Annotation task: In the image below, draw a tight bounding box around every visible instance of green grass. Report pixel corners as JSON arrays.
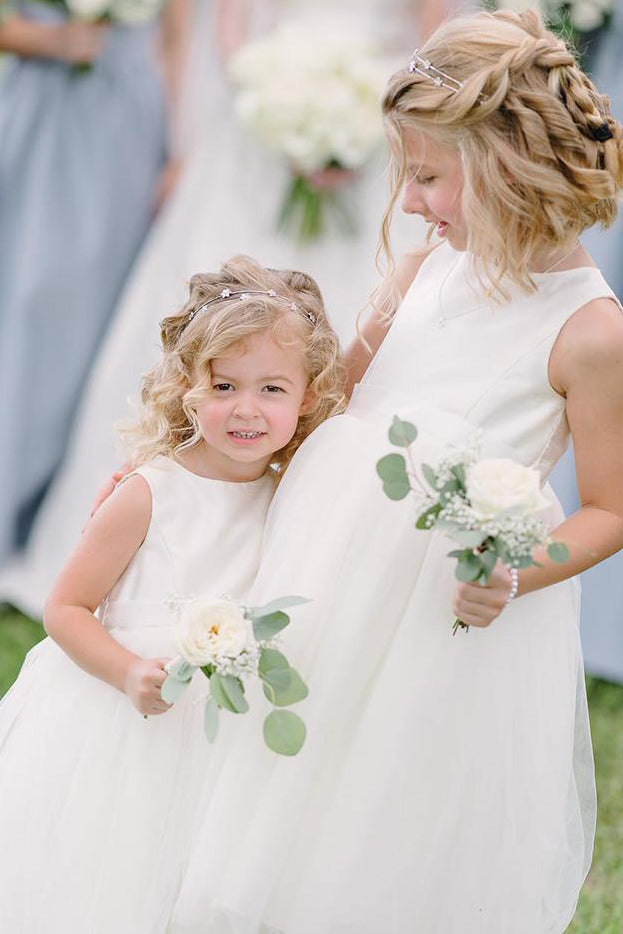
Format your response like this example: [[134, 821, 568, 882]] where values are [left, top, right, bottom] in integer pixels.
[[0, 606, 621, 930]]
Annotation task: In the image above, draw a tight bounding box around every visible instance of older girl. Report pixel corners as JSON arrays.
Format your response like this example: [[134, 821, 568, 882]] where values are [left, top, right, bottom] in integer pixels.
[[171, 10, 623, 934]]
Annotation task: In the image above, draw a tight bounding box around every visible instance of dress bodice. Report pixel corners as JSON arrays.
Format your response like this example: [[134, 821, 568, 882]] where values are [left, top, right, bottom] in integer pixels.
[[99, 456, 274, 629], [357, 242, 620, 477]]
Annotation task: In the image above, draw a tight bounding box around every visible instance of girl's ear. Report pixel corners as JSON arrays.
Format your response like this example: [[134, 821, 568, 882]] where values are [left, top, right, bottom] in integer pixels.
[[298, 388, 315, 417]]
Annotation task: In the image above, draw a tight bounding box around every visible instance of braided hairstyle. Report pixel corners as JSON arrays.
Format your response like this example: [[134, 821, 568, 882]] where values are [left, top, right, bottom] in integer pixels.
[[381, 8, 623, 297], [122, 255, 345, 474]]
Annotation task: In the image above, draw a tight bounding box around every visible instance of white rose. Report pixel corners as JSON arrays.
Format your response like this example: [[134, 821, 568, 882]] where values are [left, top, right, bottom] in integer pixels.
[[466, 458, 549, 520], [570, 1, 605, 32], [176, 597, 253, 667], [65, 0, 111, 21]]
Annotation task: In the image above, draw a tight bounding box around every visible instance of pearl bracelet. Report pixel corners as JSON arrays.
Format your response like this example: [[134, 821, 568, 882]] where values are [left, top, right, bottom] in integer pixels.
[[505, 567, 519, 606]]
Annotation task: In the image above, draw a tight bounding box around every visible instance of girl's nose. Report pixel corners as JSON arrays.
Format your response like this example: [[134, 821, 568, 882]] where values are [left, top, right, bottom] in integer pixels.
[[401, 181, 425, 216], [232, 394, 260, 419]]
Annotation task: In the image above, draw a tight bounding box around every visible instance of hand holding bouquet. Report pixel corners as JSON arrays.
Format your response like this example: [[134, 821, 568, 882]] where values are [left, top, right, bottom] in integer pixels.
[[377, 417, 569, 634], [229, 24, 387, 241], [161, 595, 309, 756]]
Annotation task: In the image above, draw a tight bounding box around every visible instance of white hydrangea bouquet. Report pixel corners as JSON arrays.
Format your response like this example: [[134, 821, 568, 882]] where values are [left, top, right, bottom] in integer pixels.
[[377, 417, 569, 634], [161, 594, 309, 756], [229, 24, 387, 241]]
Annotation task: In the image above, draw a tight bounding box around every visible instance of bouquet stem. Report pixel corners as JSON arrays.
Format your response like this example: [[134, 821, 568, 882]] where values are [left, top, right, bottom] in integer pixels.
[[278, 170, 356, 243]]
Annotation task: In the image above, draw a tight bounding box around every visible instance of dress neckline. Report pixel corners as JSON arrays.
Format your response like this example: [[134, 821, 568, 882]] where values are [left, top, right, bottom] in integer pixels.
[[156, 455, 273, 489]]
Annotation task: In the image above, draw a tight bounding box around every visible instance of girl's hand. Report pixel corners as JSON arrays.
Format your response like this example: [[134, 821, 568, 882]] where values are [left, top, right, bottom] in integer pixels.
[[124, 657, 173, 716], [52, 20, 108, 65], [452, 559, 513, 628]]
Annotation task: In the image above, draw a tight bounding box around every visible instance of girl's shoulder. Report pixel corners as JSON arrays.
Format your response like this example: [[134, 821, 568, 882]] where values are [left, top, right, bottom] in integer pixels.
[[551, 293, 623, 395]]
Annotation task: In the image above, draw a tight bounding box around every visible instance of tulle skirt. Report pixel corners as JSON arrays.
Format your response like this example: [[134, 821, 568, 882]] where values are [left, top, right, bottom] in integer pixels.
[[0, 618, 210, 934], [170, 392, 595, 934]]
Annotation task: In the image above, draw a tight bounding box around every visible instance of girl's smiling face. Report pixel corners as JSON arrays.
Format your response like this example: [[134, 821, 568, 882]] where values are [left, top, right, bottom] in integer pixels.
[[191, 329, 310, 481], [399, 128, 467, 249]]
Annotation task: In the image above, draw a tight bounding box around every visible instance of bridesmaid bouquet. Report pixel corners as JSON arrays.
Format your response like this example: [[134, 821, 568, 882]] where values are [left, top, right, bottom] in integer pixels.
[[487, 1, 614, 39], [161, 595, 309, 756], [377, 417, 569, 634], [229, 24, 386, 242]]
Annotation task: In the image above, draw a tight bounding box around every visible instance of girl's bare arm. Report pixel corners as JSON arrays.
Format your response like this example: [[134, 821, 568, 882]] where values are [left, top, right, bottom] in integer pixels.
[[45, 476, 170, 715]]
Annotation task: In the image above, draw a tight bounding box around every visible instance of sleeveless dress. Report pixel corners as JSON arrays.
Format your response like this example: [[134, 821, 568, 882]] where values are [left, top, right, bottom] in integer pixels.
[[0, 0, 424, 618], [170, 244, 616, 934], [0, 0, 168, 565], [0, 456, 274, 934], [549, 8, 623, 683]]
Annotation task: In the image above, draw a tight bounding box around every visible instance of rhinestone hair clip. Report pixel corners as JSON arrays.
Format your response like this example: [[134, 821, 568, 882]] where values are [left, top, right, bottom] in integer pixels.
[[187, 288, 317, 326], [408, 48, 463, 94]]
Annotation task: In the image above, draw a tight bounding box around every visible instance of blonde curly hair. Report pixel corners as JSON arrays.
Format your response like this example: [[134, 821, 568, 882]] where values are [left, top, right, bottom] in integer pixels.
[[380, 8, 623, 298], [123, 256, 345, 475]]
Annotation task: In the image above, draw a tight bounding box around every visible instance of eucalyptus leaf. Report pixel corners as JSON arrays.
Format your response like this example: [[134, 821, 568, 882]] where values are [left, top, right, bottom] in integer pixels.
[[547, 542, 570, 563], [204, 698, 219, 743], [164, 657, 195, 682], [210, 673, 239, 713], [455, 552, 484, 582], [161, 674, 192, 705], [376, 452, 408, 483], [259, 647, 290, 675], [382, 478, 411, 501], [450, 464, 467, 488], [221, 675, 249, 714], [421, 463, 438, 490], [479, 548, 497, 580], [450, 529, 487, 548], [253, 611, 291, 641], [388, 416, 417, 448], [260, 667, 293, 692], [263, 710, 307, 756], [246, 596, 310, 620], [264, 668, 309, 708]]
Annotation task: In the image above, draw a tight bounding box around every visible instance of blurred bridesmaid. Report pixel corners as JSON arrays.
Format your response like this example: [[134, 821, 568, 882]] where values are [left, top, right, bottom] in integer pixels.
[[0, 0, 189, 564], [550, 6, 623, 683]]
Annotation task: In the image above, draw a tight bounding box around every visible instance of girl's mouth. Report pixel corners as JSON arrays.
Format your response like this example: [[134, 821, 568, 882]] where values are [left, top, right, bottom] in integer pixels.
[[228, 430, 266, 444]]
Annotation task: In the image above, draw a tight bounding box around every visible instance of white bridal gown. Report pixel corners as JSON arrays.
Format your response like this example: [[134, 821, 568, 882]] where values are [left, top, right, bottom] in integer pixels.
[[170, 243, 611, 934], [0, 457, 274, 933], [0, 0, 422, 615]]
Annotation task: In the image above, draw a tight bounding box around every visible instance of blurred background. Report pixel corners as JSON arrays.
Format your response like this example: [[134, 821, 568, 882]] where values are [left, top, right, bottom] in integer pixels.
[[0, 1, 620, 928]]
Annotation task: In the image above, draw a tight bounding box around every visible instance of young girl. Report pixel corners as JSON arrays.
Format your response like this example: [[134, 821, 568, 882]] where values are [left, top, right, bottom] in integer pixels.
[[170, 10, 623, 934], [0, 256, 344, 933]]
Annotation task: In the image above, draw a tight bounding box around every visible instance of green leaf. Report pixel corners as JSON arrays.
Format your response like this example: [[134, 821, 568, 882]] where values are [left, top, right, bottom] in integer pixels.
[[246, 596, 310, 620], [253, 610, 291, 641], [259, 647, 290, 675], [260, 666, 293, 692], [455, 552, 484, 582], [204, 698, 219, 743], [160, 674, 192, 705], [165, 657, 195, 682], [221, 675, 249, 714], [376, 452, 408, 483], [263, 668, 309, 708], [547, 541, 570, 563], [450, 529, 487, 548], [421, 463, 438, 490], [200, 664, 215, 680], [388, 416, 417, 448], [415, 503, 442, 530], [450, 464, 467, 488], [263, 710, 307, 756], [439, 478, 460, 504], [479, 548, 497, 580], [210, 672, 249, 713]]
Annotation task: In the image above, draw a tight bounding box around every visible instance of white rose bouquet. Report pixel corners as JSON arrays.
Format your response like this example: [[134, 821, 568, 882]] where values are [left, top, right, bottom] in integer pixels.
[[377, 417, 569, 634], [161, 594, 309, 756], [229, 24, 387, 241], [486, 1, 613, 38]]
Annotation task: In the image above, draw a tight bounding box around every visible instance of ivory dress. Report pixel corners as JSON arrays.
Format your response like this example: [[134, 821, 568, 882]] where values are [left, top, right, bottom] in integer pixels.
[[0, 456, 274, 934], [170, 243, 614, 934]]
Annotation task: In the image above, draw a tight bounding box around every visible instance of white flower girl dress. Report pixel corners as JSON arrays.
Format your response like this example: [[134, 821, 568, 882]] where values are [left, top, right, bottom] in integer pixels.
[[170, 243, 616, 934], [0, 457, 274, 934]]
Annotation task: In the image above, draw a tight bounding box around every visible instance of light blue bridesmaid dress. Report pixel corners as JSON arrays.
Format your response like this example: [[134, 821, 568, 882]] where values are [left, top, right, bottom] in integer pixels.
[[549, 10, 623, 683], [0, 0, 167, 564]]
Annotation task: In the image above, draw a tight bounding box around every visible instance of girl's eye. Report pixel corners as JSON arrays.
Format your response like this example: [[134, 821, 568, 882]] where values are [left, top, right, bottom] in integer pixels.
[[263, 385, 285, 393], [213, 383, 234, 391]]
